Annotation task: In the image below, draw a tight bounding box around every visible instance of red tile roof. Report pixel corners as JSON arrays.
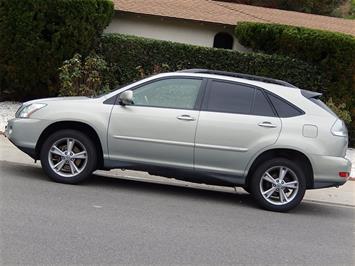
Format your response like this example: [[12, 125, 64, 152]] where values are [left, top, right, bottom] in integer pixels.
[[113, 0, 355, 36]]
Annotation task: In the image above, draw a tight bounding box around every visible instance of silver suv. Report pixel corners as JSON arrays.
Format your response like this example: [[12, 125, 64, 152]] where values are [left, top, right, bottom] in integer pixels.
[[5, 69, 351, 211]]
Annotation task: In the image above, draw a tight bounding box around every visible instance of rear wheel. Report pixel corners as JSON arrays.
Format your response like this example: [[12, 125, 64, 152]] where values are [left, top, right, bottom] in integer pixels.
[[250, 158, 306, 212], [40, 129, 97, 184]]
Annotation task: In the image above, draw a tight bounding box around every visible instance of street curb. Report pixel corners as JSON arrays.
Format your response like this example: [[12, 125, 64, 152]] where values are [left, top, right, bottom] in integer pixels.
[[303, 199, 355, 208]]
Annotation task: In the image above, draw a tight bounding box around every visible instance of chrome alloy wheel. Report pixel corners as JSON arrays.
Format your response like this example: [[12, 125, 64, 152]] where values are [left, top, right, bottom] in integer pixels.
[[259, 166, 299, 205], [48, 138, 88, 177]]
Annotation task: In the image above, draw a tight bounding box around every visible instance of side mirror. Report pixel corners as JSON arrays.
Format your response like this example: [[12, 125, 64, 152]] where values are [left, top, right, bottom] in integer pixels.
[[119, 90, 133, 105]]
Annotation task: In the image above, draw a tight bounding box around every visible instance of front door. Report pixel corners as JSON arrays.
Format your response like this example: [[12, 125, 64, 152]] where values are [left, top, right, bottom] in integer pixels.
[[108, 77, 204, 170]]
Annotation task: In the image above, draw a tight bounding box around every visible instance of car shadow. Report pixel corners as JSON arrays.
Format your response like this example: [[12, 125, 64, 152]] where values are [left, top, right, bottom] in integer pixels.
[[1, 160, 353, 216], [89, 172, 256, 208]]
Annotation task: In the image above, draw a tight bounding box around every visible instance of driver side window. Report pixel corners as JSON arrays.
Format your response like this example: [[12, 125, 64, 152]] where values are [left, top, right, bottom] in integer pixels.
[[132, 78, 202, 109]]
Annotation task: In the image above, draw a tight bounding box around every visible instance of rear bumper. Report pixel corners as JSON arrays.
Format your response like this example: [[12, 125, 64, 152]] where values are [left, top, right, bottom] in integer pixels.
[[310, 154, 352, 189]]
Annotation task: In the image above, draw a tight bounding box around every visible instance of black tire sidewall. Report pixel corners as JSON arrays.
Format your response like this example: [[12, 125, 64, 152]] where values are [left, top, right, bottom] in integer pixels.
[[250, 158, 306, 212], [40, 129, 97, 184]]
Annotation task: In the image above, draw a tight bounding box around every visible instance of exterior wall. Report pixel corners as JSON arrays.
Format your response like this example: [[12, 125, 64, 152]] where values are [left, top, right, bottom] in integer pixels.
[[105, 12, 249, 52]]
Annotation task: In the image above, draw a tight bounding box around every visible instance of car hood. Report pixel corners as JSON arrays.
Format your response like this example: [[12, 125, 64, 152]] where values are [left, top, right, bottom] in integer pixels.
[[23, 96, 90, 106]]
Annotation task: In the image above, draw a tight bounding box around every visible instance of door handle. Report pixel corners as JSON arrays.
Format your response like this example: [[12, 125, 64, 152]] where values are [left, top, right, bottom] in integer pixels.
[[177, 115, 195, 121], [258, 121, 277, 128]]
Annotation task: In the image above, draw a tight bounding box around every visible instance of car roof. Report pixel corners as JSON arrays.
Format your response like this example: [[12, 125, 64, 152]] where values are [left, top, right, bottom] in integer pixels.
[[102, 69, 301, 101], [179, 69, 297, 88], [155, 71, 298, 91]]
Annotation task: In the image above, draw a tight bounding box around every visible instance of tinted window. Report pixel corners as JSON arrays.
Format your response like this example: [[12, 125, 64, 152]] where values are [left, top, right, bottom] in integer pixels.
[[132, 78, 202, 109], [205, 81, 254, 114], [267, 94, 303, 117], [252, 89, 275, 117]]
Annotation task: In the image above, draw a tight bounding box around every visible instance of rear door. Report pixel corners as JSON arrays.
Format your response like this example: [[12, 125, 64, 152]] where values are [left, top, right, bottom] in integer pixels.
[[194, 79, 281, 177]]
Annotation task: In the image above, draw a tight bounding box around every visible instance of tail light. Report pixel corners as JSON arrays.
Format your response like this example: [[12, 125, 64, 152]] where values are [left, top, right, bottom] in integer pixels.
[[331, 119, 348, 137], [339, 172, 349, 179]]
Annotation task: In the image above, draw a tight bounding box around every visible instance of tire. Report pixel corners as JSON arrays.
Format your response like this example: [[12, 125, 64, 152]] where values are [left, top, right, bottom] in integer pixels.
[[242, 186, 251, 194], [250, 158, 306, 212], [40, 129, 97, 184]]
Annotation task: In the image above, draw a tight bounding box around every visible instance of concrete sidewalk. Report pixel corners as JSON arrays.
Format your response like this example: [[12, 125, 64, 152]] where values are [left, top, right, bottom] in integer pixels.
[[0, 135, 354, 207]]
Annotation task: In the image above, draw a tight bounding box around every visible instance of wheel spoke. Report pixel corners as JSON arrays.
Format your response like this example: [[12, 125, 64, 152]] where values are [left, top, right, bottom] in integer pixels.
[[69, 160, 80, 174], [283, 181, 298, 189], [67, 138, 74, 153], [71, 151, 87, 159], [50, 146, 64, 156], [262, 187, 277, 199], [260, 165, 299, 206], [48, 137, 88, 177], [263, 172, 277, 185], [54, 160, 66, 172], [279, 189, 289, 203], [278, 167, 288, 181]]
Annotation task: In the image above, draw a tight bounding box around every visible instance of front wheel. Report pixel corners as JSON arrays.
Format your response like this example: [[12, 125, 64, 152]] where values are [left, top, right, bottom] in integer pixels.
[[250, 158, 306, 212], [40, 129, 97, 184]]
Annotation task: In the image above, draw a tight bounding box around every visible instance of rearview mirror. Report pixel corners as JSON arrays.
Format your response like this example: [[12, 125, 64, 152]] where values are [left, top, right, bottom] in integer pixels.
[[119, 90, 133, 105]]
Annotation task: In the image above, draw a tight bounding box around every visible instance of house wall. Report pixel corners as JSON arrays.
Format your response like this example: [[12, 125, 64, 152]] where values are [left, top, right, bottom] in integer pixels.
[[105, 12, 249, 52]]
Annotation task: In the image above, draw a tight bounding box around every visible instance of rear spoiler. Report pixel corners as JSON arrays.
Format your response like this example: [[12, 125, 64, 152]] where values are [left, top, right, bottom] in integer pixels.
[[301, 89, 322, 99], [301, 89, 337, 117]]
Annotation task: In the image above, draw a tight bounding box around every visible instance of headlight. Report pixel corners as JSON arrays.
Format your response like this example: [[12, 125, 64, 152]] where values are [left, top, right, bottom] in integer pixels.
[[18, 103, 47, 118]]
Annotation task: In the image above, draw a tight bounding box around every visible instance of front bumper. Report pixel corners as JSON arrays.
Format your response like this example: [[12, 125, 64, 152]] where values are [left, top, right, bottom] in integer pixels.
[[310, 153, 352, 188], [5, 118, 49, 159]]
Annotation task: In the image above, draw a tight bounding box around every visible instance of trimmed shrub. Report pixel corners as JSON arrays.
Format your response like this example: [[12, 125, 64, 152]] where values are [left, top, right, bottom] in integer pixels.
[[235, 22, 355, 146], [98, 34, 327, 91], [0, 0, 114, 100], [235, 22, 355, 97]]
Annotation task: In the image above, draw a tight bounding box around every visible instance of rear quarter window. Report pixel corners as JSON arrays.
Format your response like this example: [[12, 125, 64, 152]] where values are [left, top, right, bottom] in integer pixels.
[[267, 93, 304, 118]]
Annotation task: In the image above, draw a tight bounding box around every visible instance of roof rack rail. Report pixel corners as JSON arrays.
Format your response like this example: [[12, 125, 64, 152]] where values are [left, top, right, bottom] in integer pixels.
[[179, 69, 297, 88]]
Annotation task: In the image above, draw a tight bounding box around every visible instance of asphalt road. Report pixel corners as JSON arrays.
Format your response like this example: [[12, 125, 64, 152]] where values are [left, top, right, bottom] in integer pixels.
[[1, 161, 354, 265]]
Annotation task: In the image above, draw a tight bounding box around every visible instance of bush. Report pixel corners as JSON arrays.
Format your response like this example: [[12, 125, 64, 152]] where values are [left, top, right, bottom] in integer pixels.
[[0, 0, 114, 100], [98, 34, 327, 91], [326, 98, 352, 125], [235, 22, 355, 97], [235, 22, 355, 146], [59, 53, 110, 97]]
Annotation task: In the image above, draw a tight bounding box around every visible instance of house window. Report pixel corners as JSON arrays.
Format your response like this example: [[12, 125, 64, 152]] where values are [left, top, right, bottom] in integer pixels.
[[213, 32, 234, 49]]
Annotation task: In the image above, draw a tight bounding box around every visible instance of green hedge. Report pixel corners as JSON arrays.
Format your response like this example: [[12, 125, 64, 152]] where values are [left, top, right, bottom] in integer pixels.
[[0, 0, 114, 100], [98, 34, 327, 91], [235, 21, 355, 146], [235, 22, 355, 99]]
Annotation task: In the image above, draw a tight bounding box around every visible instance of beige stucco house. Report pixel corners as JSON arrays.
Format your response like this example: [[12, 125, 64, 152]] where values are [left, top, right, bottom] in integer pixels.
[[106, 0, 355, 52]]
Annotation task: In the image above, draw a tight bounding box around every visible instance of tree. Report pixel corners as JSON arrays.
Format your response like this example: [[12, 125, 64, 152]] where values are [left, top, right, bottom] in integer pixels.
[[0, 0, 114, 100]]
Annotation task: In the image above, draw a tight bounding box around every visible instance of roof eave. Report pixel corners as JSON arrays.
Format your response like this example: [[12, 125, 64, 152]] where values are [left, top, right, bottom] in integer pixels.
[[116, 10, 237, 26]]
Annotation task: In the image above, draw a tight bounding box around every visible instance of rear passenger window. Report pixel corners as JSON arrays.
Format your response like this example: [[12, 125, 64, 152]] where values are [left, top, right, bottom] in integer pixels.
[[252, 89, 275, 117], [267, 93, 304, 117], [205, 80, 254, 114]]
